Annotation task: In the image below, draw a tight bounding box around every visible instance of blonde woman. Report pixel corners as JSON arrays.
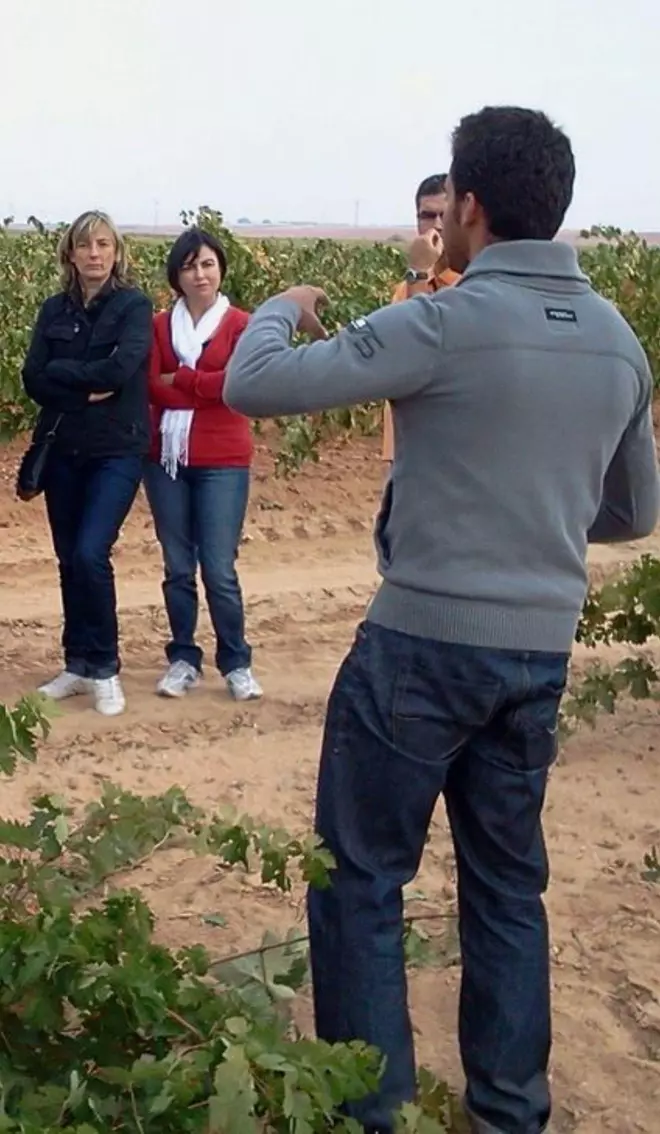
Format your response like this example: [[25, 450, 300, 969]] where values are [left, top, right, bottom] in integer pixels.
[[21, 210, 152, 716]]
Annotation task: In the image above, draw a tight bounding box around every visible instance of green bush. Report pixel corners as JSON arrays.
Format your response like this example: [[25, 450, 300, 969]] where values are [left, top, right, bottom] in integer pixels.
[[2, 213, 658, 471], [579, 227, 660, 380], [0, 699, 468, 1133], [0, 209, 403, 448]]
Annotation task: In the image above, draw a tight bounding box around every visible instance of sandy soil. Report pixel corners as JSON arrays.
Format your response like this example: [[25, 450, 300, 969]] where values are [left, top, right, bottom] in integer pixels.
[[0, 432, 659, 1133]]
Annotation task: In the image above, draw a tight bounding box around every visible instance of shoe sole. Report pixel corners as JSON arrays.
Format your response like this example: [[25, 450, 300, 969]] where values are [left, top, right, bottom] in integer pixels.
[[95, 702, 126, 716], [156, 680, 200, 699], [38, 684, 91, 701]]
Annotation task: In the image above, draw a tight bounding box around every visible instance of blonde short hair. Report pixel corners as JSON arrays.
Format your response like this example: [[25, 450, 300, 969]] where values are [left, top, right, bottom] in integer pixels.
[[58, 210, 128, 293]]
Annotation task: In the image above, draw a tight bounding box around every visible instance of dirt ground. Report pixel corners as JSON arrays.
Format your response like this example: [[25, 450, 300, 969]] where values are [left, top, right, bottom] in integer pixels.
[[0, 431, 659, 1133]]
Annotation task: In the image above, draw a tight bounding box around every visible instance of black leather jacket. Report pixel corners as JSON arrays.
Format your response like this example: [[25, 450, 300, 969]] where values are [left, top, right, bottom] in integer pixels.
[[22, 282, 153, 459]]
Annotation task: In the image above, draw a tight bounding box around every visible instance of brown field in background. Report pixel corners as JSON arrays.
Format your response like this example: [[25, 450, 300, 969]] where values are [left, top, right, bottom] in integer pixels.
[[0, 428, 659, 1133], [228, 224, 660, 245], [8, 222, 658, 245]]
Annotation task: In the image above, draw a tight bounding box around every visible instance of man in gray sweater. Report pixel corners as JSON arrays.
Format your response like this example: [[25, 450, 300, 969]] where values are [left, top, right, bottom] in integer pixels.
[[224, 106, 659, 1134]]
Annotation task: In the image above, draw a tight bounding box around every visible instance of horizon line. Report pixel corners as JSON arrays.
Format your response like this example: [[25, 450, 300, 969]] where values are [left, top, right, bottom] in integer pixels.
[[4, 220, 659, 245]]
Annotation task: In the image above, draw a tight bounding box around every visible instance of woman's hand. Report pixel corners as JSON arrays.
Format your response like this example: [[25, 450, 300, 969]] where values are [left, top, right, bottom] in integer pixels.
[[160, 373, 176, 386], [88, 391, 114, 402]]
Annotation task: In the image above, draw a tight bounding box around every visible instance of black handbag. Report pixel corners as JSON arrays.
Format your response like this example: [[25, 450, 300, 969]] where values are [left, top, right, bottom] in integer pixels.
[[16, 413, 63, 502]]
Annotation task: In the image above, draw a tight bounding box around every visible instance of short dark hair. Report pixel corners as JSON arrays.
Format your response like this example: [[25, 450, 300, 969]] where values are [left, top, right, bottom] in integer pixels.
[[415, 174, 448, 210], [166, 227, 228, 294], [450, 106, 575, 242]]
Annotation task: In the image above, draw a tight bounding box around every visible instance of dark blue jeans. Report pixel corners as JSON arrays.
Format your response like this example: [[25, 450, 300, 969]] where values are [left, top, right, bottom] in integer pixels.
[[307, 621, 568, 1134], [44, 452, 143, 679], [143, 462, 251, 675]]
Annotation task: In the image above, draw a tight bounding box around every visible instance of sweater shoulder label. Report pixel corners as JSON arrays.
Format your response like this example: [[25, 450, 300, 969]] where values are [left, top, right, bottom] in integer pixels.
[[545, 306, 577, 324]]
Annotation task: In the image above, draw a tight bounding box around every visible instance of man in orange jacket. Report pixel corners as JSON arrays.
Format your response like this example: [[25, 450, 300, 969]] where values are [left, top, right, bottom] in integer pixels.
[[382, 173, 461, 464]]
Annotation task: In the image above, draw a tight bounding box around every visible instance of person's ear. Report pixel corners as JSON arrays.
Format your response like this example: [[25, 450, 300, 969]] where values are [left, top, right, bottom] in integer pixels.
[[459, 192, 479, 228]]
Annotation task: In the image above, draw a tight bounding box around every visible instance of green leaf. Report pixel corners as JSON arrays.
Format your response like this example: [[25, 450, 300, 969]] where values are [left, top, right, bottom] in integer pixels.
[[642, 846, 660, 883], [203, 913, 228, 927], [209, 1045, 259, 1134], [149, 1087, 175, 1116], [53, 813, 69, 848]]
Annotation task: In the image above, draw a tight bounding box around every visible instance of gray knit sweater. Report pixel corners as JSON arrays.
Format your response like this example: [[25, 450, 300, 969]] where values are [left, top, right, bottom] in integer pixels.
[[225, 241, 659, 652]]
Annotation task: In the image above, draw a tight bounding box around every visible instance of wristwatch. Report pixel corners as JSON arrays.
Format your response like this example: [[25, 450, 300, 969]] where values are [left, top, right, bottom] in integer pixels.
[[404, 268, 430, 284]]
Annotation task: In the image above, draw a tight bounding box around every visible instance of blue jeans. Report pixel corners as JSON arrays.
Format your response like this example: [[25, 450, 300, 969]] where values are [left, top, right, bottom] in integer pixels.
[[307, 621, 568, 1134], [44, 452, 143, 679], [143, 462, 251, 675]]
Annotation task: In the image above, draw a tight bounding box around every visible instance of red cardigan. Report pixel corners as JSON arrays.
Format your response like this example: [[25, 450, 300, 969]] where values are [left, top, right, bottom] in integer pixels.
[[148, 306, 253, 467]]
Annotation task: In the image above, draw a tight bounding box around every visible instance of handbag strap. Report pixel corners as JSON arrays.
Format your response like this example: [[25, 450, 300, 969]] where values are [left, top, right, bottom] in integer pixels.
[[43, 413, 63, 440]]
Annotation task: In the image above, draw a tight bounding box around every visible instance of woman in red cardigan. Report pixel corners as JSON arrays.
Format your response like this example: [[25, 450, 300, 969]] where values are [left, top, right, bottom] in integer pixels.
[[144, 227, 262, 701]]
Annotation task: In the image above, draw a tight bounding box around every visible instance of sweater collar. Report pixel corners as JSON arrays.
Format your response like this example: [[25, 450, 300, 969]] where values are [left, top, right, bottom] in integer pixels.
[[461, 239, 589, 284]]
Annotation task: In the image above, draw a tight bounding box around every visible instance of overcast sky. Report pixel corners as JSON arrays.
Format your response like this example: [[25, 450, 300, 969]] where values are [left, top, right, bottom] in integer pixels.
[[2, 0, 658, 229]]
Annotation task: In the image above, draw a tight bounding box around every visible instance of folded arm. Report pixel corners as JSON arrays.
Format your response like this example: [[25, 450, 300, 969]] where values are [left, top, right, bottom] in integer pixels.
[[148, 365, 228, 410], [149, 309, 249, 410], [43, 292, 153, 395], [223, 294, 442, 417], [588, 366, 660, 542], [22, 303, 90, 412], [174, 365, 227, 405]]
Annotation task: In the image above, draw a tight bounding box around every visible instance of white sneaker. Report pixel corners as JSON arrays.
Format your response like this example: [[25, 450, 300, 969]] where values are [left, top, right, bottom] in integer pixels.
[[38, 671, 91, 701], [92, 676, 126, 717], [156, 660, 200, 699], [226, 667, 263, 701]]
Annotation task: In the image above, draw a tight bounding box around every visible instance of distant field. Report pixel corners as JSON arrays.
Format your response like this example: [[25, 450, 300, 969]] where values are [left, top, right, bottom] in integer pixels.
[[113, 224, 660, 246], [6, 221, 660, 245], [225, 224, 660, 246]]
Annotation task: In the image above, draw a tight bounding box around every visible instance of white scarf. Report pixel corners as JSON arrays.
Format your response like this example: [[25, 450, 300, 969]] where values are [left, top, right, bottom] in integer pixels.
[[160, 294, 230, 479]]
